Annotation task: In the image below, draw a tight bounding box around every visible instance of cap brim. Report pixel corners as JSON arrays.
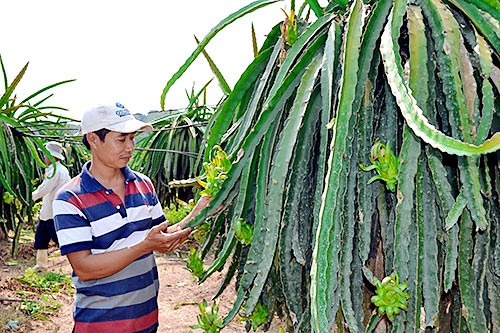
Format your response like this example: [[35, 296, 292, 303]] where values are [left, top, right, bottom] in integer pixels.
[[47, 151, 64, 160], [104, 119, 154, 134]]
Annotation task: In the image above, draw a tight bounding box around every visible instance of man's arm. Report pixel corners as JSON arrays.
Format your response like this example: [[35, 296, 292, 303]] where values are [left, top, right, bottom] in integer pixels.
[[66, 221, 191, 281], [175, 196, 216, 230], [32, 169, 58, 201]]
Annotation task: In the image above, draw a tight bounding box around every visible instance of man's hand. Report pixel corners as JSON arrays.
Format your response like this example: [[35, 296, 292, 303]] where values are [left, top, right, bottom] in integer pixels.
[[145, 221, 192, 254], [177, 196, 225, 229], [67, 221, 192, 281]]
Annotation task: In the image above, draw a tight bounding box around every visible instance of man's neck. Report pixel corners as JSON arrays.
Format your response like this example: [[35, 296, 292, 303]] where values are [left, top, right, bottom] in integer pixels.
[[88, 159, 125, 189]]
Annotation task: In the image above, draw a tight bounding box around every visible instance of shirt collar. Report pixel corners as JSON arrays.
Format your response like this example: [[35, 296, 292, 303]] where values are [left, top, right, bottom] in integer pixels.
[[123, 165, 137, 182], [80, 161, 137, 193]]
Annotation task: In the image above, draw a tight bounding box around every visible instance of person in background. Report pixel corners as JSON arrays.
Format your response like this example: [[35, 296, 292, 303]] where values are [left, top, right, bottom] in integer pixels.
[[53, 102, 211, 333], [32, 141, 71, 271]]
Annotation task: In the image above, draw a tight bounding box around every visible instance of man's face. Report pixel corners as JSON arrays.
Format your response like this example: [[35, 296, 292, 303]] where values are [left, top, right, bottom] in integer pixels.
[[43, 155, 52, 165], [89, 131, 136, 169]]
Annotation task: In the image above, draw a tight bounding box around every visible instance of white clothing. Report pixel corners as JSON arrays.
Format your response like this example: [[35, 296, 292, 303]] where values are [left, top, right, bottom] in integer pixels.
[[32, 161, 71, 220]]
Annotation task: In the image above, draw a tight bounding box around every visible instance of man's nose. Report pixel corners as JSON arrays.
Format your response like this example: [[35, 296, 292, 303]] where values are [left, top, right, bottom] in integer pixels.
[[125, 138, 135, 151]]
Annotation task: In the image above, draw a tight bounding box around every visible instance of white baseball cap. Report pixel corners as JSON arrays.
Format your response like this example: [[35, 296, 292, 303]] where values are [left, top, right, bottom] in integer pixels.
[[80, 102, 153, 134], [45, 141, 65, 160]]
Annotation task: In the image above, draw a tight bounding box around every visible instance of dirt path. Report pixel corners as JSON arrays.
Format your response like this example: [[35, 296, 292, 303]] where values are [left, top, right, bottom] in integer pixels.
[[1, 242, 285, 332]]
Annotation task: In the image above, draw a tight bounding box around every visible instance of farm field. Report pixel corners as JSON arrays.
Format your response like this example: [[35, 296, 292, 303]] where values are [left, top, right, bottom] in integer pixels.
[[0, 240, 284, 332]]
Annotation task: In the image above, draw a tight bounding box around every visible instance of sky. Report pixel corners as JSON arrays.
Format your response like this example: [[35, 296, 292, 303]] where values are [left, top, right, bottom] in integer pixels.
[[1, 0, 299, 120]]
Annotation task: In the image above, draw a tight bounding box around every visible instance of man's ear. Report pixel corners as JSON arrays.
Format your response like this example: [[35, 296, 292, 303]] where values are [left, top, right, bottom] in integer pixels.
[[87, 133, 97, 147]]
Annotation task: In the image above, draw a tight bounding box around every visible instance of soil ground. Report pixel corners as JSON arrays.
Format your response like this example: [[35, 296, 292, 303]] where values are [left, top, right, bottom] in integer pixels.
[[0, 239, 285, 333]]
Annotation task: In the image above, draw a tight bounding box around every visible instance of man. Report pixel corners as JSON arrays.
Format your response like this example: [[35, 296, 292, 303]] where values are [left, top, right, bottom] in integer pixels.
[[32, 141, 71, 271], [53, 102, 210, 333]]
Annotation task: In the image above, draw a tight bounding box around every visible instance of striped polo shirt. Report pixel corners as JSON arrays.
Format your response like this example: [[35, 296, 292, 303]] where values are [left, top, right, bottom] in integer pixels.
[[53, 161, 166, 333]]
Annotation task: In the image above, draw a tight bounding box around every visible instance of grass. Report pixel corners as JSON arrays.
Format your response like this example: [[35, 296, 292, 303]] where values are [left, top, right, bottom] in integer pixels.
[[17, 269, 73, 294], [15, 269, 74, 320], [0, 257, 74, 331], [0, 305, 31, 332]]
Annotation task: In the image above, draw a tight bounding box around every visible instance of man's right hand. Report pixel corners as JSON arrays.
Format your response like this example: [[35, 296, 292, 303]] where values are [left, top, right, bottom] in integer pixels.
[[145, 221, 192, 254]]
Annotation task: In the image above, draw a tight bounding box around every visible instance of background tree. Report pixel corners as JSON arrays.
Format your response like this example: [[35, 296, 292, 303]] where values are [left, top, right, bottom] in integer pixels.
[[132, 83, 215, 206], [0, 55, 76, 255], [163, 0, 500, 331]]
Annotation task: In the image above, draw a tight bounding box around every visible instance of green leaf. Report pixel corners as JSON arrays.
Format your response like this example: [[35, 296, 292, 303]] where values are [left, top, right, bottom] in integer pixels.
[[380, 9, 500, 156], [311, 1, 366, 331], [340, 146, 362, 332], [474, 32, 494, 145], [226, 41, 282, 155], [194, 35, 231, 96], [204, 47, 273, 159], [0, 62, 28, 109], [305, 0, 324, 18], [187, 25, 327, 229], [418, 160, 440, 326], [245, 52, 323, 316], [160, 0, 281, 109], [233, 218, 253, 246], [458, 210, 488, 332], [444, 192, 467, 230], [446, 0, 500, 54], [20, 79, 75, 105], [426, 150, 460, 292], [279, 89, 321, 325]]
